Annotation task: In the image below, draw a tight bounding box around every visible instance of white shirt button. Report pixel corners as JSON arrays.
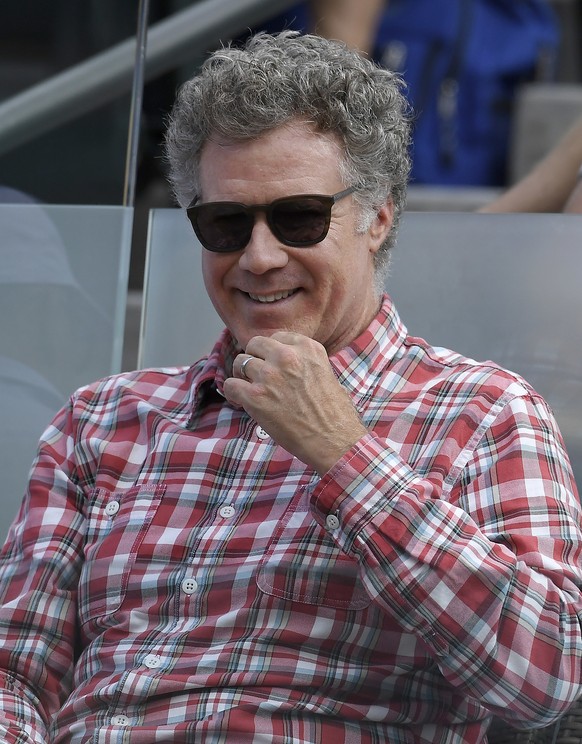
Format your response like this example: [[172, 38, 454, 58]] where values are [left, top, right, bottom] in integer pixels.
[[105, 500, 120, 516], [144, 654, 162, 669], [218, 505, 235, 519], [255, 425, 270, 440], [181, 577, 198, 595], [111, 714, 130, 726], [326, 514, 340, 530]]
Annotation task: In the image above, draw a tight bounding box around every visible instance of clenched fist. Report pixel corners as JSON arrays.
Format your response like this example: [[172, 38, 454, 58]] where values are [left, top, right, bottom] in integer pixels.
[[223, 331, 368, 475]]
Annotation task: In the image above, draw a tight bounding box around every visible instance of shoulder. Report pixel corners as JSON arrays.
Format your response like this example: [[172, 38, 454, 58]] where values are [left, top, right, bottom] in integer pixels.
[[68, 362, 207, 423], [399, 334, 534, 404]]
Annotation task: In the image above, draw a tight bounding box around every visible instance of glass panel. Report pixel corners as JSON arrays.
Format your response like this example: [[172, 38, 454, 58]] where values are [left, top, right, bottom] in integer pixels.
[[139, 208, 224, 369], [139, 209, 582, 490], [0, 204, 132, 541]]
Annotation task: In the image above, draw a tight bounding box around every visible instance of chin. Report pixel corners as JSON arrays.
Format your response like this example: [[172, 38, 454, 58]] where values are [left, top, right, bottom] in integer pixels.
[[233, 322, 310, 349]]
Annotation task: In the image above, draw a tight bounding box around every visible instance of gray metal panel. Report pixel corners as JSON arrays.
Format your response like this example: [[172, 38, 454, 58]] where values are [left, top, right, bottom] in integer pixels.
[[0, 204, 132, 544], [388, 212, 582, 487]]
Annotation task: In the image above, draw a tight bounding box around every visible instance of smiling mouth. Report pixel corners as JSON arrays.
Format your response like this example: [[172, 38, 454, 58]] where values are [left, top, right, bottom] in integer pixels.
[[247, 289, 298, 303]]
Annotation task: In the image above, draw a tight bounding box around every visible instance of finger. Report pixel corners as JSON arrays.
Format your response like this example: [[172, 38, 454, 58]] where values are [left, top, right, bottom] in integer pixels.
[[236, 353, 257, 382], [246, 333, 314, 361], [244, 335, 275, 359], [269, 331, 309, 346], [268, 332, 327, 358]]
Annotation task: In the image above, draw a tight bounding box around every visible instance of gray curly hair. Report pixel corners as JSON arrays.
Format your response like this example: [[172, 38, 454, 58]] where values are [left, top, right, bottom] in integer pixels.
[[165, 31, 411, 278]]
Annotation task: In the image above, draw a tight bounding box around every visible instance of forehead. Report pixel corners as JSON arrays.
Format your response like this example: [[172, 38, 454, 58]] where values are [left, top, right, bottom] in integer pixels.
[[199, 122, 345, 197]]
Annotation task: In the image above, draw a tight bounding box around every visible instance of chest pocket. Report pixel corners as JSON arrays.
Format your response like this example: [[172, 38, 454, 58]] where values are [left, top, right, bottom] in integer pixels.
[[256, 489, 370, 610], [79, 483, 166, 627]]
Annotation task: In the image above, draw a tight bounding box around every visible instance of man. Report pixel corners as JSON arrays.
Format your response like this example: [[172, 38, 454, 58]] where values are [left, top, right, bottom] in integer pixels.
[[0, 32, 581, 744]]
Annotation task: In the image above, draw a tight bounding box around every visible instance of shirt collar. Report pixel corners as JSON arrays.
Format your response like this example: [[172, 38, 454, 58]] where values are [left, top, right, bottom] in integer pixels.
[[191, 294, 407, 410], [189, 330, 240, 406], [328, 294, 408, 404]]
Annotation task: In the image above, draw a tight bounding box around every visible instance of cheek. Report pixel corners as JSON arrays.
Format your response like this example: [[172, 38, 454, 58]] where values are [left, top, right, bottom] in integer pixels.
[[201, 254, 231, 298], [201, 254, 214, 295]]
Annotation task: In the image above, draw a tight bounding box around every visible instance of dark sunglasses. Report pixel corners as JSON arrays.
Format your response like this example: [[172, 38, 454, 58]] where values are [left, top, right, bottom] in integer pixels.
[[186, 186, 356, 253]]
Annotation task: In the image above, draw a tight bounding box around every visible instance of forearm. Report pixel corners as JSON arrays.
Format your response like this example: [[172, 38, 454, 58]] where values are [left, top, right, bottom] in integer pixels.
[[564, 177, 582, 213], [0, 403, 85, 742], [480, 115, 582, 213], [0, 660, 55, 742], [312, 411, 582, 724], [0, 581, 76, 742], [0, 684, 50, 744], [310, 0, 385, 54]]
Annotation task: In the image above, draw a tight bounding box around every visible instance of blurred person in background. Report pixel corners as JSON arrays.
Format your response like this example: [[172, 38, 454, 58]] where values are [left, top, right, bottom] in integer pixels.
[[481, 113, 582, 213], [261, 0, 559, 187]]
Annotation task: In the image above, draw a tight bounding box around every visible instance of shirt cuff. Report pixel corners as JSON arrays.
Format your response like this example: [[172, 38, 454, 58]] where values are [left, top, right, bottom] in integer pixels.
[[311, 431, 425, 535]]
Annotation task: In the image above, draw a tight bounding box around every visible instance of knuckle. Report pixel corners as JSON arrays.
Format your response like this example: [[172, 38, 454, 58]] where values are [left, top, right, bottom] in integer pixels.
[[277, 346, 297, 366]]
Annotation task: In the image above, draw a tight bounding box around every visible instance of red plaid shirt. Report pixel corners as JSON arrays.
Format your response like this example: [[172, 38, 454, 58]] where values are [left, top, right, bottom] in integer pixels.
[[0, 297, 581, 744]]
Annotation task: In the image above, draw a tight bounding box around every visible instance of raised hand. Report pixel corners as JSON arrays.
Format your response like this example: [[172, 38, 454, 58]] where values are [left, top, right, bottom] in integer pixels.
[[223, 331, 368, 475]]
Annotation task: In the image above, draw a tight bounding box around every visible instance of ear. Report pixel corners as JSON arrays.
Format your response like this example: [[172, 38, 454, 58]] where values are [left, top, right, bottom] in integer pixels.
[[368, 199, 394, 255]]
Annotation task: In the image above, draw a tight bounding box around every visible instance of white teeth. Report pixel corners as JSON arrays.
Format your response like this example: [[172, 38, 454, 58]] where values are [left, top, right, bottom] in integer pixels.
[[248, 290, 295, 303]]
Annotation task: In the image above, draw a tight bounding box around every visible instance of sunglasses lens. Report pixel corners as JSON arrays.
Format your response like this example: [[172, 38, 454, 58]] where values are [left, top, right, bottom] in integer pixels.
[[192, 203, 252, 252], [188, 193, 339, 252], [271, 197, 330, 245]]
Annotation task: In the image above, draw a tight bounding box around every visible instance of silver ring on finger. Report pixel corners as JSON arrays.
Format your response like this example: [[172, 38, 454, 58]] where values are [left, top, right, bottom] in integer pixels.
[[240, 355, 254, 382]]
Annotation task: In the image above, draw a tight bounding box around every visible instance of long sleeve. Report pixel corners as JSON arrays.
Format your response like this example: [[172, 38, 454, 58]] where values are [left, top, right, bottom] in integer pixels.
[[0, 400, 85, 741], [313, 384, 582, 727]]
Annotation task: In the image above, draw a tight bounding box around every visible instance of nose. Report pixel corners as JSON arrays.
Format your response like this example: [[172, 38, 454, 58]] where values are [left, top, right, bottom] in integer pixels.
[[238, 216, 289, 274]]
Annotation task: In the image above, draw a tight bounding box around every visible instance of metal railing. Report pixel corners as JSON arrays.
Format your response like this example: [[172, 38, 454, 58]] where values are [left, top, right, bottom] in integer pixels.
[[0, 0, 298, 159]]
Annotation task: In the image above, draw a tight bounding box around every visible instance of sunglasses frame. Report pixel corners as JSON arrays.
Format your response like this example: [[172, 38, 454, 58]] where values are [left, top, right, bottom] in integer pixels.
[[186, 186, 356, 253]]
